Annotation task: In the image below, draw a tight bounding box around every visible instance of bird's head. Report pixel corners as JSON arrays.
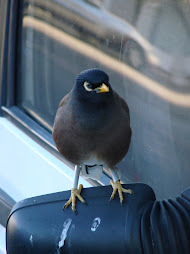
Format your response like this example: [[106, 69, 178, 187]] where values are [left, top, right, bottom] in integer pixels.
[[73, 69, 113, 104]]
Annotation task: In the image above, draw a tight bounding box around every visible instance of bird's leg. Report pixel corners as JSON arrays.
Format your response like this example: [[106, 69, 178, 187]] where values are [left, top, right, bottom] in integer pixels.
[[63, 165, 85, 212], [109, 167, 134, 205]]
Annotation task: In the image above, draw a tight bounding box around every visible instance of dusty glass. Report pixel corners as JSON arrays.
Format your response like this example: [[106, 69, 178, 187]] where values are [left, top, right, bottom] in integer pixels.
[[17, 0, 190, 199]]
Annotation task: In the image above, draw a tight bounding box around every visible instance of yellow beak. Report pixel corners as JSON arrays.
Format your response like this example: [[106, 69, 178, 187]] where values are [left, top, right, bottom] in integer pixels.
[[95, 83, 109, 93]]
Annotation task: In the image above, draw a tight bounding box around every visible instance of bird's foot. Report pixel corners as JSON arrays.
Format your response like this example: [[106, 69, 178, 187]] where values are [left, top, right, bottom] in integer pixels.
[[63, 184, 85, 213], [110, 180, 134, 205]]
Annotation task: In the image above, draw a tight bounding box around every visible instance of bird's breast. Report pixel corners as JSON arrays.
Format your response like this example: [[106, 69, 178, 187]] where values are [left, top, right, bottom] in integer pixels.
[[73, 103, 115, 131]]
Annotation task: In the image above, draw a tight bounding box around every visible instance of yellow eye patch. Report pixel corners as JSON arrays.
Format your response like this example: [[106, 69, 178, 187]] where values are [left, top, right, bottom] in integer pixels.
[[83, 81, 93, 92]]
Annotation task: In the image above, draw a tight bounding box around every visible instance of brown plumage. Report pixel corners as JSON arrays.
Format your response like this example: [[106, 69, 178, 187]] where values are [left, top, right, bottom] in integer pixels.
[[53, 91, 131, 169]]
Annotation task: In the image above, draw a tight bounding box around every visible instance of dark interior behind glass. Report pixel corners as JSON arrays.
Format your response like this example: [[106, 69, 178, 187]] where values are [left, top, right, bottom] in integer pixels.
[[17, 0, 190, 199]]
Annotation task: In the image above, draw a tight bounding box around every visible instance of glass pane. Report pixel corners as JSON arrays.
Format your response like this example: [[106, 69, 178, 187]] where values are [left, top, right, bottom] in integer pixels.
[[17, 0, 190, 199]]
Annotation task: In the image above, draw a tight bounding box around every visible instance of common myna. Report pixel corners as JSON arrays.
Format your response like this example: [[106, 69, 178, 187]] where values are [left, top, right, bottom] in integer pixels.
[[53, 69, 133, 212]]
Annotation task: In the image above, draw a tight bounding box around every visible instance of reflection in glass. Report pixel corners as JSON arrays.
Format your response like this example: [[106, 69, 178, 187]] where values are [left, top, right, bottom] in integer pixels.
[[17, 0, 190, 199]]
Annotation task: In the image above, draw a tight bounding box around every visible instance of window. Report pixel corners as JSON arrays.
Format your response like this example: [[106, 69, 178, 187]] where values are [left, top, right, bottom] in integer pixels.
[[13, 0, 190, 199]]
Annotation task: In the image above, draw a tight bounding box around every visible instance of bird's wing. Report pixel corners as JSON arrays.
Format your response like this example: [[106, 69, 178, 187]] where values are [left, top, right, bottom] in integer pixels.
[[114, 91, 130, 120], [59, 92, 71, 107]]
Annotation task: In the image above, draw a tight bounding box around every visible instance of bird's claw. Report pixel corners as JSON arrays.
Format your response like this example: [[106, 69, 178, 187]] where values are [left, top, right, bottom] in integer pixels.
[[110, 180, 134, 205], [63, 184, 85, 213]]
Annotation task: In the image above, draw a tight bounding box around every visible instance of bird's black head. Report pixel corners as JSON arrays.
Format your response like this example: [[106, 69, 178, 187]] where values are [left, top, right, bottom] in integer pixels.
[[73, 69, 113, 103], [71, 69, 115, 128]]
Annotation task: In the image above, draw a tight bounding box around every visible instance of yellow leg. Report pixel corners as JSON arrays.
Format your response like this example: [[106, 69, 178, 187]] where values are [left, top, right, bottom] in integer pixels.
[[63, 184, 85, 213], [110, 180, 134, 205]]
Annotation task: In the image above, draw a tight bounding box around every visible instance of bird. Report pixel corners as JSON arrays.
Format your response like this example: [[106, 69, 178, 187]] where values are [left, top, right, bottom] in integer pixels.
[[53, 68, 133, 212]]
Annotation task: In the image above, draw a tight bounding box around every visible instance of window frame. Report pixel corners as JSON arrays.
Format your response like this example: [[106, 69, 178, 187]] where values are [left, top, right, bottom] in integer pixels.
[[0, 0, 16, 228]]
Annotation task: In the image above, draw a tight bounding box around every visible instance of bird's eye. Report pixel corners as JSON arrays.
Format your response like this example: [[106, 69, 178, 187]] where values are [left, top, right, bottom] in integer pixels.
[[84, 81, 93, 92]]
